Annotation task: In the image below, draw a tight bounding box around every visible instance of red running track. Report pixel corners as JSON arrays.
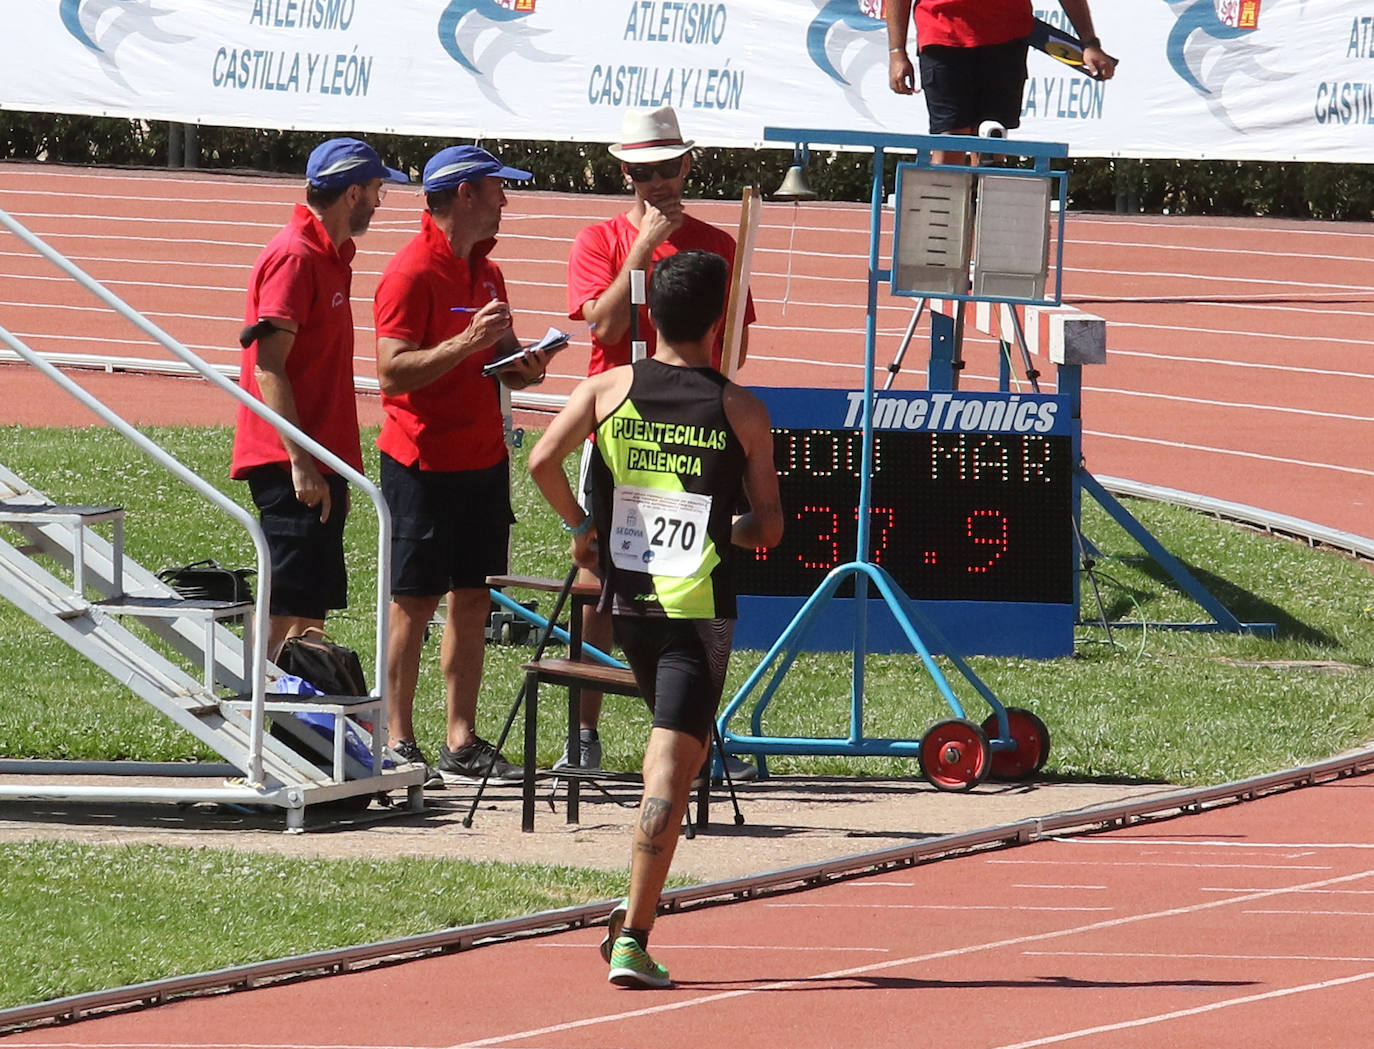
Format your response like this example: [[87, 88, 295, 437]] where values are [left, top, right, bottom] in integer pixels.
[[2, 163, 1374, 1044], [0, 163, 1370, 539], [4, 774, 1374, 1048]]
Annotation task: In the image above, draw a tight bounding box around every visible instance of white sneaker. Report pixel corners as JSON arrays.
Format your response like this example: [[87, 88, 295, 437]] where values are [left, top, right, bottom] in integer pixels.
[[552, 730, 603, 772]]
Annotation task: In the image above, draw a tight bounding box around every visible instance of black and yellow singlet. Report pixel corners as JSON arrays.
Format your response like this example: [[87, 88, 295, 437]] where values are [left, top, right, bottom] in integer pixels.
[[590, 358, 746, 619]]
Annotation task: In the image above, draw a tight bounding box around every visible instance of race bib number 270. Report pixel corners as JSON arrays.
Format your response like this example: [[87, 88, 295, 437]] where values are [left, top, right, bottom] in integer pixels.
[[609, 485, 712, 578]]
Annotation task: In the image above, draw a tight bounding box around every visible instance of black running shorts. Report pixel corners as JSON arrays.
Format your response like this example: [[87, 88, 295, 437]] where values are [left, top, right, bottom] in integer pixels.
[[918, 38, 1030, 134], [246, 465, 349, 620], [380, 452, 514, 596], [613, 616, 734, 744]]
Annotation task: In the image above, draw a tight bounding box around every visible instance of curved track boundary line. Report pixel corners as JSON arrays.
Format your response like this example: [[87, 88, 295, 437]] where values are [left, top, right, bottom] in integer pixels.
[[1097, 476, 1374, 561], [5, 747, 1374, 1035]]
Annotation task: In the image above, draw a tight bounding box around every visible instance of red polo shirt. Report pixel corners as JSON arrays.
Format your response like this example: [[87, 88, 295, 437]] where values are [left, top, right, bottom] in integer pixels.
[[913, 0, 1033, 49], [230, 204, 363, 478], [566, 212, 756, 376], [373, 211, 510, 472]]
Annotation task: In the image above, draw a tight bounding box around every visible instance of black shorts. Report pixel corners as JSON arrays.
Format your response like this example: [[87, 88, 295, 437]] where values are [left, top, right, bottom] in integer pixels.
[[246, 465, 349, 620], [613, 616, 734, 745], [380, 452, 514, 596], [919, 38, 1030, 134]]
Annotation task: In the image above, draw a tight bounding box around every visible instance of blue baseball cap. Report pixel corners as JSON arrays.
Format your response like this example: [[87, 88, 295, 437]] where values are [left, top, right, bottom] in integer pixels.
[[306, 137, 409, 190], [422, 145, 532, 193]]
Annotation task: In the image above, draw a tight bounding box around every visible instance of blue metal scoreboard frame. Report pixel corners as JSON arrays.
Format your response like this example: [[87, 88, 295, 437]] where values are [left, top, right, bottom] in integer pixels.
[[734, 386, 1080, 659]]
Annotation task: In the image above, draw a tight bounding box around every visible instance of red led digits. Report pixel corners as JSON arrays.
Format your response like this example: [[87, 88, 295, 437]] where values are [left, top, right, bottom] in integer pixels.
[[966, 509, 1009, 573], [739, 414, 1072, 604], [797, 505, 840, 569], [860, 505, 896, 565]]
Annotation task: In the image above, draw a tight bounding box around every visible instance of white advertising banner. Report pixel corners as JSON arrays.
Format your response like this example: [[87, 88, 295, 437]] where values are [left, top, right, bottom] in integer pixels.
[[2, 1, 1371, 162]]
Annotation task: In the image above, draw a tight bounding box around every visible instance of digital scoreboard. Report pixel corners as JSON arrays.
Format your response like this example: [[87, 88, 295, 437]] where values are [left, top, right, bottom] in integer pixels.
[[734, 388, 1079, 658]]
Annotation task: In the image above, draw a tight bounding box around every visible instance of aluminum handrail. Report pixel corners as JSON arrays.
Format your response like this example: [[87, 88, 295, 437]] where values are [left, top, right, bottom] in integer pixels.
[[0, 206, 393, 784], [0, 323, 276, 778]]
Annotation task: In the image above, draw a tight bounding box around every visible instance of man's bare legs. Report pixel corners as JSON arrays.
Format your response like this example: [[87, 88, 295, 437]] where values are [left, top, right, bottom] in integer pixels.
[[265, 614, 325, 663], [385, 594, 442, 743], [624, 726, 709, 933], [441, 587, 492, 751]]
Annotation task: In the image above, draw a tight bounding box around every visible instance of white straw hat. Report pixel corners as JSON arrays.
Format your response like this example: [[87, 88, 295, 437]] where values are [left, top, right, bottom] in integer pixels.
[[607, 106, 695, 162]]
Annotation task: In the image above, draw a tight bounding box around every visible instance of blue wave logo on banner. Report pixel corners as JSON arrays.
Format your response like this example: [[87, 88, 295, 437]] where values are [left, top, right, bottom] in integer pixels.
[[1163, 0, 1281, 130], [438, 0, 528, 74], [804, 0, 886, 120], [60, 0, 188, 88], [806, 0, 885, 85], [437, 0, 564, 111]]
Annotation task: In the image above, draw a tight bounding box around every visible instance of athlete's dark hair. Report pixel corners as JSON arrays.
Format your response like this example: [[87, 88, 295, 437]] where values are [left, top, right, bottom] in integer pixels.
[[649, 249, 728, 344]]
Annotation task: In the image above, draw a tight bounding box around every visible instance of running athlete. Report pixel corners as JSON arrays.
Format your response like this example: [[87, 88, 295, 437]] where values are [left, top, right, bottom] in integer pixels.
[[528, 250, 783, 988]]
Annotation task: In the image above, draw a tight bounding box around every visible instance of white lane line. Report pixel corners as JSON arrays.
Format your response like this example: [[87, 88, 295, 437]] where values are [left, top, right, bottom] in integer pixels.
[[1098, 316, 1373, 347], [1244, 908, 1374, 916], [537, 943, 889, 952], [985, 969, 1374, 1049], [1070, 217, 1374, 241], [1073, 265, 1374, 296], [1202, 888, 1374, 895], [443, 865, 1374, 1048], [1082, 429, 1374, 480], [990, 858, 1331, 871], [765, 903, 1114, 912], [1025, 950, 1374, 962], [1082, 386, 1374, 424], [1013, 884, 1109, 891]]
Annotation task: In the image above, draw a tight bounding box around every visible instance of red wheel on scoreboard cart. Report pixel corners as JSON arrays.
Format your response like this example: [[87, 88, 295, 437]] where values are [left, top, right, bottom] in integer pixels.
[[981, 707, 1051, 781], [918, 719, 991, 792]]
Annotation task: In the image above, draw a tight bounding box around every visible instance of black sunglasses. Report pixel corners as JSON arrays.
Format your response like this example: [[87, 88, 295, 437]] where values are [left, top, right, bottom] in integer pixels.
[[625, 157, 686, 183]]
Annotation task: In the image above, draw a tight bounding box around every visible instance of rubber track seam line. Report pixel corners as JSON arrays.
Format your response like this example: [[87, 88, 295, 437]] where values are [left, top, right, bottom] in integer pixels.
[[446, 865, 1374, 1048]]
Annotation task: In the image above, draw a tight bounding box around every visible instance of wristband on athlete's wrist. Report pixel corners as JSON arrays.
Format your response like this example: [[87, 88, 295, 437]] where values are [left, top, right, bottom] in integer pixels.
[[1081, 35, 1101, 49], [889, 45, 906, 53], [562, 515, 593, 537]]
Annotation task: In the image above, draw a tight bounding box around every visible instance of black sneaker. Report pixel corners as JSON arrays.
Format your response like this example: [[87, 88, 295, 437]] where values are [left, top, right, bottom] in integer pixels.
[[552, 729, 604, 772], [392, 739, 445, 790], [438, 737, 525, 783]]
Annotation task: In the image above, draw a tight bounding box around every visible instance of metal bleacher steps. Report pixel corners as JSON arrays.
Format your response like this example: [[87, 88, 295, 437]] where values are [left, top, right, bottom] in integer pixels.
[[0, 462, 424, 829]]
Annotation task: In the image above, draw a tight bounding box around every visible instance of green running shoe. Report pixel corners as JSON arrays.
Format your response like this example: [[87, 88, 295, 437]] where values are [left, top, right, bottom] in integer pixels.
[[599, 899, 628, 963], [607, 935, 671, 989]]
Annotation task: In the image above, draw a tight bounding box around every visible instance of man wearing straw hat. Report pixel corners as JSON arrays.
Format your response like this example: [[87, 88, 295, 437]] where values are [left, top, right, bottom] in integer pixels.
[[561, 105, 757, 774]]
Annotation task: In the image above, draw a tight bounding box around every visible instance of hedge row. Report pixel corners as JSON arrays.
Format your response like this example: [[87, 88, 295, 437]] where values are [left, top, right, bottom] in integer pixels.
[[5, 113, 1373, 220]]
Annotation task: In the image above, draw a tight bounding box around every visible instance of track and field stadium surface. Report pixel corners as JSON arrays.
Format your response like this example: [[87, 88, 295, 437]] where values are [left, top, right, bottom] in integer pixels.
[[0, 162, 1370, 539], [4, 774, 1374, 1049], [1, 163, 1372, 1045]]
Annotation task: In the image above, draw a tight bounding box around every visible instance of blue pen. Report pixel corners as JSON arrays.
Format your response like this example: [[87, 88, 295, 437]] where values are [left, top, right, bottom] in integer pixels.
[[450, 306, 477, 313]]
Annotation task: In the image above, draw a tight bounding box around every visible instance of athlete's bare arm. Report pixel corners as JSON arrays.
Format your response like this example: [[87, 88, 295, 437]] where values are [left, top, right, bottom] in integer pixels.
[[722, 385, 783, 550], [527, 367, 634, 569]]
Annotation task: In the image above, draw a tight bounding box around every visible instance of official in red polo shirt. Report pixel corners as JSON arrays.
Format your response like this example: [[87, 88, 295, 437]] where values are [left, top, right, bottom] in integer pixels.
[[885, 0, 1115, 165], [372, 145, 553, 785], [231, 136, 408, 657]]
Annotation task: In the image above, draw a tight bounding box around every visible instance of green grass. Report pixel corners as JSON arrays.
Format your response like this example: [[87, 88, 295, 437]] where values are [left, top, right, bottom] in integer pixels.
[[2, 424, 1371, 782], [1, 423, 1372, 1009], [1, 841, 626, 1008]]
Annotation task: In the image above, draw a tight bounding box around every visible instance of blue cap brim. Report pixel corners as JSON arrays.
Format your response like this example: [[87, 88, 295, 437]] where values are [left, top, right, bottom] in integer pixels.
[[381, 165, 410, 184]]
